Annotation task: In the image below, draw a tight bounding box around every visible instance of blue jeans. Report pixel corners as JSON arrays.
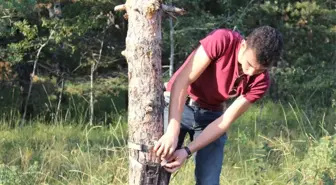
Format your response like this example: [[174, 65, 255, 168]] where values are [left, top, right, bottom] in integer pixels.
[[164, 95, 227, 185]]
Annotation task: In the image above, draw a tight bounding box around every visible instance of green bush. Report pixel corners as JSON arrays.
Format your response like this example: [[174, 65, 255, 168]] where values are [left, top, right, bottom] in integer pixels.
[[294, 135, 336, 184]]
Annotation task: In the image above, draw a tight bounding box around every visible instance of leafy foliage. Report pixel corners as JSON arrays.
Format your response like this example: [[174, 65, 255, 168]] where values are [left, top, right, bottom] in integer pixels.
[[252, 1, 336, 106], [1, 0, 335, 108], [162, 0, 336, 107], [297, 135, 336, 184], [0, 0, 334, 122]]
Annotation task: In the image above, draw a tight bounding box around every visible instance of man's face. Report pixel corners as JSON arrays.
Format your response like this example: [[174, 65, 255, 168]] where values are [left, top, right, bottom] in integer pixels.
[[238, 41, 267, 76]]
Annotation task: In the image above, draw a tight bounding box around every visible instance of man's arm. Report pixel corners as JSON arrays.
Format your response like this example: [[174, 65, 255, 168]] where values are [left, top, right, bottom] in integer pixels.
[[187, 95, 251, 153], [167, 45, 211, 136], [164, 96, 252, 172], [154, 45, 212, 158]]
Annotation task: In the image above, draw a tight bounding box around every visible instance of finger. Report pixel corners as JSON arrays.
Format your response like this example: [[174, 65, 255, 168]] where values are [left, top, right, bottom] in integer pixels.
[[164, 161, 180, 169], [154, 154, 160, 164], [149, 149, 154, 161], [163, 166, 174, 173], [160, 159, 168, 167], [164, 166, 180, 173], [167, 148, 175, 157], [153, 140, 162, 152], [156, 143, 165, 156], [150, 150, 159, 163], [165, 152, 176, 162], [162, 146, 169, 158]]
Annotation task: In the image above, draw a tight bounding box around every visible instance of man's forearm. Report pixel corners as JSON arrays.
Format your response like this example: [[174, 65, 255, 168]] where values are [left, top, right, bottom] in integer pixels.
[[166, 80, 189, 135], [187, 96, 252, 153], [187, 115, 230, 153]]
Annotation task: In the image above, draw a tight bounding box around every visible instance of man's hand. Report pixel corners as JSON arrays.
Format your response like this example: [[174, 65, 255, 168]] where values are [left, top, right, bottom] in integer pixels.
[[162, 148, 188, 173], [153, 132, 178, 159]]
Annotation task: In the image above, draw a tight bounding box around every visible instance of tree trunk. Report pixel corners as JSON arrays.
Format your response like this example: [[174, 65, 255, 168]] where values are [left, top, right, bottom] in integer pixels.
[[19, 68, 33, 122], [54, 59, 66, 121], [124, 0, 168, 184], [90, 62, 94, 126], [168, 3, 174, 77], [20, 31, 53, 126], [89, 38, 104, 126], [55, 75, 65, 123]]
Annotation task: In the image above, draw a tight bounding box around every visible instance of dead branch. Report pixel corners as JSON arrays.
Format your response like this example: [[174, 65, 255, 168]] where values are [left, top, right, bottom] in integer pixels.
[[121, 50, 126, 57], [162, 4, 186, 15], [114, 4, 126, 12], [114, 4, 185, 15], [166, 11, 177, 20]]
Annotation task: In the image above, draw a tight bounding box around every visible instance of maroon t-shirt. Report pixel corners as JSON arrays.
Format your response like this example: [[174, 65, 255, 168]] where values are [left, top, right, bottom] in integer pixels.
[[167, 29, 270, 111]]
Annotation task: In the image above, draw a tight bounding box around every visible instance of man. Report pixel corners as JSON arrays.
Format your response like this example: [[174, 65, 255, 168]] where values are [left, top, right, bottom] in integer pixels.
[[153, 26, 283, 184]]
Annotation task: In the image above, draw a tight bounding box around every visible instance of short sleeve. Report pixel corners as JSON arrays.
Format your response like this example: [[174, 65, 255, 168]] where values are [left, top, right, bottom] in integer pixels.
[[243, 73, 270, 103], [199, 29, 232, 61]]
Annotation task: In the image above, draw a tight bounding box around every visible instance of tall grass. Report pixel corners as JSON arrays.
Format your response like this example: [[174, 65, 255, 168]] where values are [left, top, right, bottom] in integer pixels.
[[0, 100, 334, 184], [170, 101, 336, 185], [0, 118, 129, 184], [0, 78, 335, 184]]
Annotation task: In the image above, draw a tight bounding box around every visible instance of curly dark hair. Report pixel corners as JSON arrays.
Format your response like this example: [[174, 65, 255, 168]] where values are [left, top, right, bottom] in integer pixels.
[[246, 26, 284, 67]]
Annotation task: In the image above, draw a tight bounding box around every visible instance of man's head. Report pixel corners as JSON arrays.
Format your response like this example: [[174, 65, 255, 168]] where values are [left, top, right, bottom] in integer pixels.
[[238, 26, 283, 76]]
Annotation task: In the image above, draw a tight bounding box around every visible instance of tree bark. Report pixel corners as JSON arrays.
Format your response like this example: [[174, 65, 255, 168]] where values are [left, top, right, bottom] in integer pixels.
[[55, 76, 65, 123], [89, 38, 104, 126], [89, 62, 94, 126], [124, 0, 168, 184], [169, 15, 174, 77]]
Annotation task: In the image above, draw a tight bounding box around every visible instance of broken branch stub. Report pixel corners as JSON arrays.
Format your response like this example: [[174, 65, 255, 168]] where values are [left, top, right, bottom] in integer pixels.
[[114, 4, 126, 12], [162, 4, 186, 15]]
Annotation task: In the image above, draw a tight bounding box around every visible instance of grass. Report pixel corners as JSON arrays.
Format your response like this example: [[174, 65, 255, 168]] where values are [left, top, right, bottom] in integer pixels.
[[0, 77, 335, 184], [0, 121, 129, 185], [170, 101, 336, 185]]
